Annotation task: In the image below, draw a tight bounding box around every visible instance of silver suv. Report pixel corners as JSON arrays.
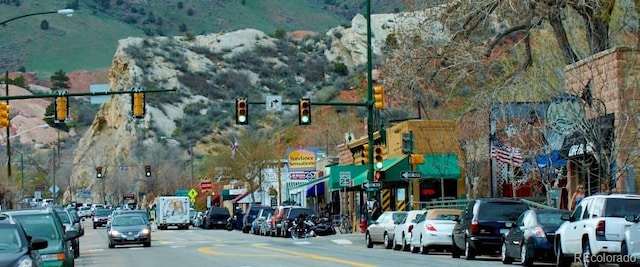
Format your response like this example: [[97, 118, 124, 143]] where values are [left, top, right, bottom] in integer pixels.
[[555, 194, 640, 267]]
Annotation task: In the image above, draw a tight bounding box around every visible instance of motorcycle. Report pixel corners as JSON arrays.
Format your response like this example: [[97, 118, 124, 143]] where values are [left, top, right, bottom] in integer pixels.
[[310, 215, 336, 236], [289, 213, 314, 239], [226, 215, 236, 231]]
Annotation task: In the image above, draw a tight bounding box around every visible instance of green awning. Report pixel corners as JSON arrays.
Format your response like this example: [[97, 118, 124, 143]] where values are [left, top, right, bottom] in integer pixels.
[[380, 156, 410, 182], [329, 165, 368, 191], [416, 154, 462, 179]]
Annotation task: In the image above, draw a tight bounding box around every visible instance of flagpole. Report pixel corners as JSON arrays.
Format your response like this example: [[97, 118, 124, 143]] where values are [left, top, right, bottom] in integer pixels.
[[510, 150, 516, 197]]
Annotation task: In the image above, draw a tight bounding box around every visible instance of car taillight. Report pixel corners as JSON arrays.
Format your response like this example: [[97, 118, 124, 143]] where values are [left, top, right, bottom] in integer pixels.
[[426, 223, 437, 231], [408, 225, 414, 233], [470, 221, 479, 235], [595, 220, 605, 236]]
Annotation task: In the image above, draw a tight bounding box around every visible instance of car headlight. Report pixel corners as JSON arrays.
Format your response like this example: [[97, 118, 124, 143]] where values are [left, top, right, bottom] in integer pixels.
[[41, 253, 65, 261], [141, 228, 150, 235], [17, 256, 33, 267], [533, 227, 545, 238], [110, 230, 120, 237], [93, 218, 98, 222]]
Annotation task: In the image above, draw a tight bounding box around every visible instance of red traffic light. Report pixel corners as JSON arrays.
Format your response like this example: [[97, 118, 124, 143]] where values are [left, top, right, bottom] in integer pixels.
[[374, 171, 385, 181]]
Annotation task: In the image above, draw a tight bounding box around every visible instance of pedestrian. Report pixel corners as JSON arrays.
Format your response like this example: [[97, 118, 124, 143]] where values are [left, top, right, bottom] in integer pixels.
[[598, 181, 610, 195], [371, 197, 381, 221], [569, 185, 586, 210]]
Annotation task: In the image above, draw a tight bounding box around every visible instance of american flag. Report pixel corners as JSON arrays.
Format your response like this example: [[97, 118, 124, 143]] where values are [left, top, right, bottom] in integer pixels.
[[490, 134, 523, 167], [230, 139, 239, 158]]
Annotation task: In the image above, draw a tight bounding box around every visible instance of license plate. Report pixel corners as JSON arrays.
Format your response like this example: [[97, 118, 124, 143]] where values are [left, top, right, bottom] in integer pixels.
[[218, 221, 224, 224], [126, 237, 135, 241], [499, 229, 508, 234]]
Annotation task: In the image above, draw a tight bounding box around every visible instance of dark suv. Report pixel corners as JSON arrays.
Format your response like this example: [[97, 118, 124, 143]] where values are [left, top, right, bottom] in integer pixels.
[[452, 198, 529, 260], [242, 205, 270, 233], [0, 214, 48, 267], [204, 207, 230, 229], [2, 207, 80, 267]]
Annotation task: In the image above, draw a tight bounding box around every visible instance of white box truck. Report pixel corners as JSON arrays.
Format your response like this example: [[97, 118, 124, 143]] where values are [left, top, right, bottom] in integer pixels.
[[155, 196, 190, 230]]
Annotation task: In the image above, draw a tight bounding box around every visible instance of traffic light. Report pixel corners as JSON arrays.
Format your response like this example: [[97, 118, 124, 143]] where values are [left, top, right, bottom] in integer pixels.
[[132, 92, 146, 119], [360, 144, 369, 165], [298, 98, 311, 125], [145, 165, 151, 177], [54, 96, 69, 123], [374, 145, 386, 169], [96, 167, 103, 179], [235, 98, 248, 125], [374, 170, 385, 181], [0, 102, 9, 127], [373, 85, 386, 110]]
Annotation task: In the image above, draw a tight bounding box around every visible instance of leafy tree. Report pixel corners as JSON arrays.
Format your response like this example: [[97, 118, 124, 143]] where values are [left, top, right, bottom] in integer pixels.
[[178, 23, 187, 32]]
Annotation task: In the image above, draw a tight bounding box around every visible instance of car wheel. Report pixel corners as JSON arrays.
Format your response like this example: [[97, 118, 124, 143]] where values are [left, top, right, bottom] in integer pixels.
[[108, 242, 114, 249], [93, 224, 97, 229], [420, 236, 428, 254], [451, 237, 461, 258], [556, 240, 570, 267], [143, 242, 151, 247], [384, 233, 392, 249], [582, 240, 595, 267], [520, 240, 533, 267], [366, 232, 373, 248], [74, 243, 80, 258], [501, 241, 513, 264], [392, 235, 401, 250], [464, 238, 475, 260], [621, 242, 634, 267], [403, 234, 410, 252]]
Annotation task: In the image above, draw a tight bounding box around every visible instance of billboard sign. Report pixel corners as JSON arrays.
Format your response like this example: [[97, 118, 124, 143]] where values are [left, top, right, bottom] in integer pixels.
[[287, 147, 317, 172]]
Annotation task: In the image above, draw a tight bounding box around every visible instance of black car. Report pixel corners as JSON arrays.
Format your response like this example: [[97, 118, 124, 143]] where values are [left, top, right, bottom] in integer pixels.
[[451, 198, 530, 260], [92, 208, 112, 229], [204, 207, 231, 229], [501, 209, 571, 266], [0, 214, 48, 267], [242, 205, 270, 233]]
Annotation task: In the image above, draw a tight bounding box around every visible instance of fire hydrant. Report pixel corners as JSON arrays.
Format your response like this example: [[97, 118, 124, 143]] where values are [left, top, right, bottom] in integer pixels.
[[360, 217, 367, 233]]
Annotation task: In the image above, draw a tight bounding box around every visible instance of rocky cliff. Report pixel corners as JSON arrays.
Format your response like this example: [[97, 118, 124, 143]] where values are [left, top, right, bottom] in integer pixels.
[[66, 9, 448, 204]]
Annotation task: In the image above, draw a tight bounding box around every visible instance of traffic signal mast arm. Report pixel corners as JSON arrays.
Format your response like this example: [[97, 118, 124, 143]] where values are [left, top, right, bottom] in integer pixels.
[[0, 88, 176, 101]]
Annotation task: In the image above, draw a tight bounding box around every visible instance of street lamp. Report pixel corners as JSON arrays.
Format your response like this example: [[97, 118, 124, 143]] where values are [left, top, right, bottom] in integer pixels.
[[160, 137, 195, 190], [0, 9, 74, 26]]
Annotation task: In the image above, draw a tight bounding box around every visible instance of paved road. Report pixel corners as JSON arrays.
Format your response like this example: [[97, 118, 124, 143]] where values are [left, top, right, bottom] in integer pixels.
[[74, 220, 558, 267]]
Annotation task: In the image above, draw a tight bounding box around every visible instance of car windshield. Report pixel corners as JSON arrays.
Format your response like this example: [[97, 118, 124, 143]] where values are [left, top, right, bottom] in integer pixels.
[[426, 210, 461, 221], [0, 227, 22, 251], [262, 209, 275, 217], [478, 202, 529, 221], [536, 212, 567, 226], [95, 209, 111, 216], [604, 198, 640, 218], [11, 214, 61, 243], [56, 211, 71, 224], [290, 209, 314, 218], [211, 208, 229, 215], [111, 216, 145, 226]]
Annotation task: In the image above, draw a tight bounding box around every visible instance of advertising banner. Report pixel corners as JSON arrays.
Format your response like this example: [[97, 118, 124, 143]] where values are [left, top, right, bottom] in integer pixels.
[[287, 147, 317, 172]]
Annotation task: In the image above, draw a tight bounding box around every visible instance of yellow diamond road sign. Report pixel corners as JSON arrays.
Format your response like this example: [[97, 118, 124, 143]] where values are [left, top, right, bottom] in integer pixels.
[[188, 188, 198, 199]]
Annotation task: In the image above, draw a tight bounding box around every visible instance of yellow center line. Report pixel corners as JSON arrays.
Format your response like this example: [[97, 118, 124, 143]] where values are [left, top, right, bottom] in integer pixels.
[[252, 244, 376, 267], [197, 247, 294, 258]]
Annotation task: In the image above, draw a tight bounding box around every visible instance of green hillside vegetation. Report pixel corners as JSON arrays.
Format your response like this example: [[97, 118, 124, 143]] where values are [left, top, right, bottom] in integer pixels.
[[1, 0, 404, 76]]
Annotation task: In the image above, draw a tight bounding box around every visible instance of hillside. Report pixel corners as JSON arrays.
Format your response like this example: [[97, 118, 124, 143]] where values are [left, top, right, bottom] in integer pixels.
[[0, 0, 404, 77]]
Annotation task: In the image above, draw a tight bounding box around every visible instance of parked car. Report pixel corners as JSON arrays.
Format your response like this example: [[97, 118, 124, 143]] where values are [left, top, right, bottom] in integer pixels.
[[452, 198, 530, 260], [391, 210, 424, 251], [409, 208, 462, 254], [55, 209, 81, 258], [2, 207, 80, 267], [269, 206, 295, 237], [203, 207, 231, 229], [259, 213, 275, 236], [501, 209, 570, 266], [621, 213, 640, 266], [242, 205, 270, 233], [365, 211, 407, 249], [93, 208, 112, 229], [252, 207, 275, 235], [555, 194, 640, 267], [0, 214, 48, 267], [107, 215, 151, 248]]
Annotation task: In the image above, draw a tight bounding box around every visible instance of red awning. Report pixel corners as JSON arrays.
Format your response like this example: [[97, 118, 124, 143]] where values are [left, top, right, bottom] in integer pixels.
[[231, 191, 249, 203]]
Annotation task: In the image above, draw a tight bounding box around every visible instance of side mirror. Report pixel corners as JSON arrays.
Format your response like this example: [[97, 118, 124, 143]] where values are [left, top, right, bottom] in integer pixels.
[[30, 238, 48, 250], [560, 213, 571, 221], [64, 230, 80, 241]]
